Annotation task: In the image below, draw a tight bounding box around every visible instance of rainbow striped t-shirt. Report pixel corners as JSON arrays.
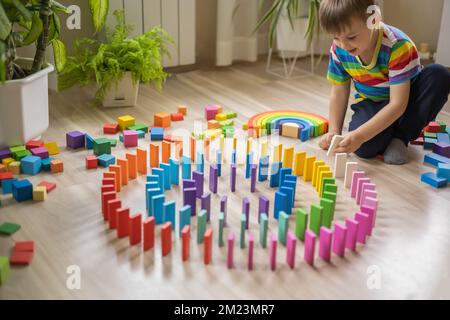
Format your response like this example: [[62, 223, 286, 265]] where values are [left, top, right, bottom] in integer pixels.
[[327, 23, 422, 102]]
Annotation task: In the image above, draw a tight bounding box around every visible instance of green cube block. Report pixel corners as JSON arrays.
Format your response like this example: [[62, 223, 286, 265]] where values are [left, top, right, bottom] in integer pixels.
[[0, 222, 21, 235], [323, 191, 337, 203], [295, 208, 308, 241], [9, 145, 26, 154], [0, 256, 11, 285], [309, 204, 323, 235], [14, 149, 32, 161], [93, 138, 111, 156], [218, 212, 225, 247], [240, 214, 246, 249], [278, 211, 289, 246], [127, 124, 148, 133], [320, 198, 335, 229], [424, 132, 437, 139], [197, 210, 207, 244], [259, 213, 268, 248], [225, 111, 237, 119]]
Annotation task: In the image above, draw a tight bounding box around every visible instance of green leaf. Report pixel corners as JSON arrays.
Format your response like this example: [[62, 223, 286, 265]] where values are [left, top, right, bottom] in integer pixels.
[[51, 38, 66, 72], [11, 0, 32, 21], [48, 12, 60, 43], [50, 0, 70, 14], [0, 40, 6, 81], [89, 0, 109, 34], [0, 2, 12, 41], [22, 11, 42, 45]]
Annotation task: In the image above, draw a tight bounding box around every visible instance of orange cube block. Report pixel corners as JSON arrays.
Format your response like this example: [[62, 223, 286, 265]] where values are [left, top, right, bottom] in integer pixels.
[[154, 112, 171, 128], [50, 159, 64, 173], [178, 105, 187, 115]]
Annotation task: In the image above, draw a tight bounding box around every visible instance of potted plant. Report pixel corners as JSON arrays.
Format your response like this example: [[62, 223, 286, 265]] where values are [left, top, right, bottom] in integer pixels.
[[58, 9, 174, 107]]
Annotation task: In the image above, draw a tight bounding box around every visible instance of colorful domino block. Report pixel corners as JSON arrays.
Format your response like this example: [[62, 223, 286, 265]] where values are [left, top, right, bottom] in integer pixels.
[[421, 172, 448, 188], [154, 112, 171, 128]]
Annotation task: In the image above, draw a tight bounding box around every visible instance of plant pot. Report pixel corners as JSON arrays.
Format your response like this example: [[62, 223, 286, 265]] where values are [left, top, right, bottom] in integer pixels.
[[0, 58, 54, 149], [102, 72, 139, 107], [276, 14, 309, 53]]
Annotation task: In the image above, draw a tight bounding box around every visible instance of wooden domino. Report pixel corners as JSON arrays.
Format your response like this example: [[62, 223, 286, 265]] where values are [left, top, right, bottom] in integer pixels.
[[327, 135, 344, 157]]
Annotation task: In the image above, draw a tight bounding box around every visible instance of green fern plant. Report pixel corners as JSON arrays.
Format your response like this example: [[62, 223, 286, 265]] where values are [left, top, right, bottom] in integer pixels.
[[58, 9, 174, 104]]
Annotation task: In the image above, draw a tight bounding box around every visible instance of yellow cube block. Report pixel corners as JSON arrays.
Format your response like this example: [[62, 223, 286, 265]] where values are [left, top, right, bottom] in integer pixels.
[[45, 142, 59, 155], [215, 113, 227, 122], [2, 157, 14, 169], [33, 186, 47, 201], [9, 161, 21, 175], [117, 115, 135, 131]]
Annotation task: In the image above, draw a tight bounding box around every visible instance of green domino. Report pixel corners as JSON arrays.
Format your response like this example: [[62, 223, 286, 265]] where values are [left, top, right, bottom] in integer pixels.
[[0, 222, 21, 236], [0, 256, 11, 285], [218, 212, 225, 247], [240, 214, 246, 249], [320, 198, 335, 229], [295, 208, 308, 241], [323, 191, 337, 203], [278, 211, 289, 246], [309, 204, 323, 236], [259, 214, 268, 248], [93, 138, 111, 156], [424, 132, 437, 139], [127, 124, 148, 133], [109, 139, 117, 147], [219, 120, 234, 128], [321, 177, 335, 197], [197, 210, 207, 244], [324, 184, 338, 195]]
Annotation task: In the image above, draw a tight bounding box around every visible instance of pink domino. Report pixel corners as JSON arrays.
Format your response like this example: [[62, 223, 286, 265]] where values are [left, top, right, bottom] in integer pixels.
[[304, 230, 316, 266], [332, 223, 347, 257], [357, 182, 375, 205], [345, 218, 359, 251], [319, 227, 333, 262], [248, 234, 254, 271], [355, 212, 370, 244], [286, 232, 297, 269], [350, 171, 365, 198], [361, 205, 377, 234], [269, 234, 277, 271], [227, 232, 235, 269], [355, 177, 371, 203], [361, 189, 377, 207]]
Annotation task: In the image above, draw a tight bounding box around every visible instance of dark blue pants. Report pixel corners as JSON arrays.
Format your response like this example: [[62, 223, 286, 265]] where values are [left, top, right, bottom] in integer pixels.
[[349, 64, 450, 159]]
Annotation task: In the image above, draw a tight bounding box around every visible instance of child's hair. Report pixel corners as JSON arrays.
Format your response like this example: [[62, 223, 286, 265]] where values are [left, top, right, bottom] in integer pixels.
[[319, 0, 378, 34]]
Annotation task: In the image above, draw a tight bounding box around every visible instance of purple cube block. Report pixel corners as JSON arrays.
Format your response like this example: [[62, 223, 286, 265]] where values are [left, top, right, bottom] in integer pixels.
[[66, 131, 85, 149], [30, 147, 49, 159], [123, 130, 138, 148], [0, 148, 12, 160], [433, 142, 450, 158]]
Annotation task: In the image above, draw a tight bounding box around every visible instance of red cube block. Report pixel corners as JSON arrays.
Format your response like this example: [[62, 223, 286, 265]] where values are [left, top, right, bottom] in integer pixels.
[[86, 155, 98, 169], [14, 241, 35, 252], [103, 123, 119, 134], [26, 140, 44, 150], [170, 113, 184, 121], [425, 121, 443, 133], [37, 181, 56, 193], [10, 251, 34, 265], [411, 137, 424, 145]]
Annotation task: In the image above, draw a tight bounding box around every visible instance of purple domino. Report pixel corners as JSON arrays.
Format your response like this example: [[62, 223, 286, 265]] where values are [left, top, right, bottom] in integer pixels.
[[0, 148, 12, 160], [182, 179, 196, 190], [433, 142, 450, 158], [220, 196, 228, 226], [230, 164, 236, 192], [209, 164, 218, 193], [250, 164, 257, 193], [193, 171, 204, 199], [304, 230, 316, 266], [345, 218, 359, 251], [201, 192, 211, 222], [355, 212, 370, 244], [183, 187, 197, 216], [286, 232, 297, 269], [332, 223, 347, 257], [319, 227, 333, 262], [66, 131, 85, 149], [30, 147, 49, 159], [242, 197, 250, 229], [258, 195, 269, 223]]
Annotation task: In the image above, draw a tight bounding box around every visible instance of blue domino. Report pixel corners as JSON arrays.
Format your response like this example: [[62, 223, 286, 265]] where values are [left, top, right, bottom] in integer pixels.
[[232, 150, 236, 164], [181, 156, 191, 179], [421, 172, 448, 188], [160, 163, 171, 190], [179, 205, 191, 237], [258, 155, 269, 182], [245, 152, 253, 179], [269, 161, 282, 188], [169, 158, 179, 185], [424, 153, 450, 167], [196, 152, 204, 173], [152, 194, 165, 224], [274, 191, 287, 220], [146, 187, 162, 216], [151, 168, 165, 191], [437, 163, 450, 181], [163, 201, 176, 230], [85, 133, 94, 150], [278, 167, 292, 186], [217, 151, 222, 177], [282, 180, 296, 204], [280, 186, 294, 215]]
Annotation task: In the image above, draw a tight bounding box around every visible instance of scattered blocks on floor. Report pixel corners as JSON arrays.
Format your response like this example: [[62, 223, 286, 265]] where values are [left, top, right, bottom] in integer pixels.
[[30, 147, 49, 159], [425, 121, 443, 133], [178, 105, 187, 115], [33, 186, 47, 201], [171, 113, 184, 121], [66, 131, 85, 149], [86, 155, 98, 169], [12, 179, 33, 202], [437, 163, 450, 181], [421, 172, 448, 188], [154, 112, 171, 128], [44, 142, 59, 155], [37, 181, 56, 193], [2, 178, 17, 194], [10, 251, 33, 265], [50, 159, 64, 173], [0, 222, 21, 235], [150, 127, 164, 141], [93, 138, 111, 156], [97, 154, 116, 168], [20, 155, 42, 176], [117, 115, 135, 131], [433, 142, 450, 158], [103, 123, 119, 134], [123, 130, 138, 148], [424, 152, 450, 167], [26, 140, 44, 150]]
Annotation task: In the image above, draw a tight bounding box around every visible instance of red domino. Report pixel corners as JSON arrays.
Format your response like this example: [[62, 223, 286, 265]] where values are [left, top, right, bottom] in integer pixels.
[[10, 251, 34, 265], [170, 113, 184, 121], [161, 222, 172, 257], [182, 226, 190, 261], [143, 217, 155, 251], [101, 185, 115, 194], [103, 123, 119, 134], [129, 213, 142, 245], [248, 233, 254, 271], [102, 178, 116, 187], [14, 241, 35, 252], [425, 121, 442, 133], [101, 191, 116, 220], [204, 228, 213, 265], [117, 208, 130, 238], [107, 199, 121, 229]]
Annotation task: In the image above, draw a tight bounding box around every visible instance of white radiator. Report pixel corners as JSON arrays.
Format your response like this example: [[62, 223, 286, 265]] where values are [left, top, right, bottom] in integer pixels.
[[107, 0, 196, 67]]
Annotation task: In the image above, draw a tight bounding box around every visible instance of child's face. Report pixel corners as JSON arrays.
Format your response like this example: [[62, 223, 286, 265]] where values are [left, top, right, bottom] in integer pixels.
[[332, 17, 376, 57]]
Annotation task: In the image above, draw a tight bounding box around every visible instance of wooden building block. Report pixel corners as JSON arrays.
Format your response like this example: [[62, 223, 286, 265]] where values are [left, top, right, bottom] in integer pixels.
[[125, 153, 137, 179], [150, 143, 159, 168], [117, 115, 135, 131], [136, 148, 147, 174], [154, 112, 171, 128]]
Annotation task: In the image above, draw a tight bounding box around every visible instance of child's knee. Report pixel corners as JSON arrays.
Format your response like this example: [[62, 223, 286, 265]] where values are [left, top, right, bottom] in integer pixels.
[[354, 145, 379, 159], [424, 64, 450, 92]]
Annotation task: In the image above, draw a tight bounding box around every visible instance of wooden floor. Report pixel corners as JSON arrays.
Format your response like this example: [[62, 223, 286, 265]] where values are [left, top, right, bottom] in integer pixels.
[[1, 57, 449, 299]]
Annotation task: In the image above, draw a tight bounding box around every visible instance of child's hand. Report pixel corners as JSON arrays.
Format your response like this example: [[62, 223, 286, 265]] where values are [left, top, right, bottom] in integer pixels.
[[319, 132, 338, 150], [334, 131, 365, 154]]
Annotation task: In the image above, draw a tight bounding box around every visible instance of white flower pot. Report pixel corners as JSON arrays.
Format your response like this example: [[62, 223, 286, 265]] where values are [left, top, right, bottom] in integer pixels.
[[102, 72, 139, 107], [276, 15, 309, 53], [0, 58, 54, 148]]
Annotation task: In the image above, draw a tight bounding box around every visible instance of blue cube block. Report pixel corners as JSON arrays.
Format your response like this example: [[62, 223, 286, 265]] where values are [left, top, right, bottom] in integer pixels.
[[20, 155, 42, 175], [85, 134, 94, 150], [437, 163, 450, 181], [97, 154, 116, 168], [137, 130, 146, 139], [41, 157, 55, 171], [150, 127, 164, 141], [2, 178, 17, 194], [12, 179, 33, 202], [421, 172, 448, 188]]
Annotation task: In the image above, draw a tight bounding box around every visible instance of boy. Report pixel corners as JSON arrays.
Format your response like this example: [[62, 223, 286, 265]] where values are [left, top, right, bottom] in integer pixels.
[[319, 0, 450, 164]]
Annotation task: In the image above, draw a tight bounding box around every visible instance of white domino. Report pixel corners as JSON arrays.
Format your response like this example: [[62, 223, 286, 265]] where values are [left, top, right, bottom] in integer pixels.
[[327, 135, 345, 157], [344, 162, 358, 188], [333, 153, 347, 178]]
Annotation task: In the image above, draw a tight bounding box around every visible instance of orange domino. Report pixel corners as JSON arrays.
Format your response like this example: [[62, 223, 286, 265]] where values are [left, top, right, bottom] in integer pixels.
[[182, 225, 190, 261], [117, 159, 129, 186], [204, 137, 210, 161], [103, 171, 119, 192], [101, 191, 116, 220], [136, 148, 147, 175], [109, 165, 122, 191], [175, 141, 183, 161], [117, 208, 130, 238], [204, 228, 213, 265], [150, 143, 159, 168], [129, 213, 142, 245], [107, 199, 121, 229], [162, 141, 171, 164], [190, 136, 196, 162], [125, 153, 137, 180], [143, 217, 155, 251], [161, 222, 172, 257]]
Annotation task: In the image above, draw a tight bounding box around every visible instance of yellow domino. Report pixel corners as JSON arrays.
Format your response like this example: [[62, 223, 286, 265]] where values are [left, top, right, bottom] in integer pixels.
[[233, 136, 237, 150], [303, 156, 316, 182], [318, 171, 333, 196], [315, 165, 330, 192], [246, 137, 253, 154], [261, 141, 268, 157], [282, 146, 294, 169], [293, 151, 306, 176], [273, 144, 282, 163], [312, 161, 325, 188]]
